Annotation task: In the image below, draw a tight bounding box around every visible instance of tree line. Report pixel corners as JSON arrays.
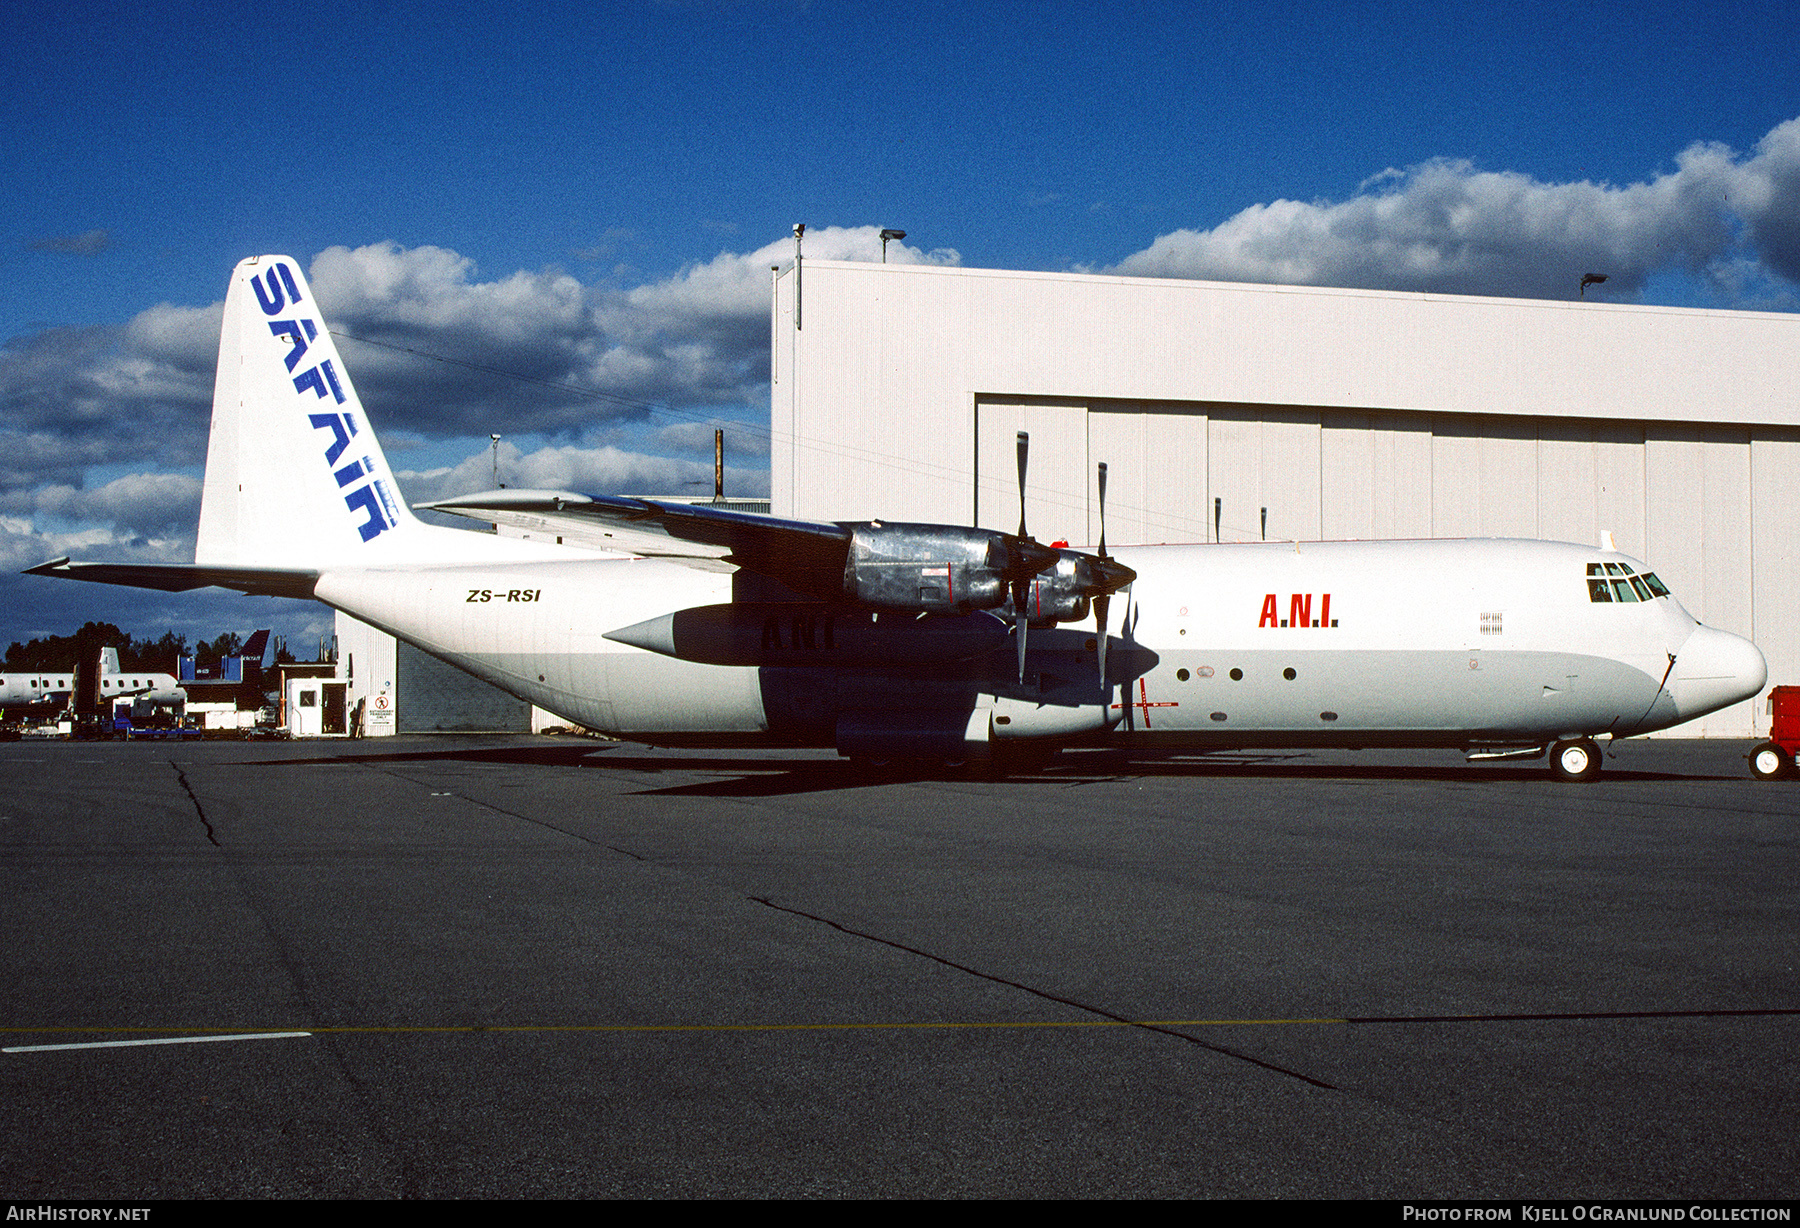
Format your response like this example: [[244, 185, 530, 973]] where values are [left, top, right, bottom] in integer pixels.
[[4, 622, 250, 672]]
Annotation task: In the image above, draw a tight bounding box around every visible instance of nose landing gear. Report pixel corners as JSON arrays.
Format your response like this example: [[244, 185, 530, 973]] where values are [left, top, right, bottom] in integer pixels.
[[1550, 737, 1603, 783], [1749, 741, 1791, 781]]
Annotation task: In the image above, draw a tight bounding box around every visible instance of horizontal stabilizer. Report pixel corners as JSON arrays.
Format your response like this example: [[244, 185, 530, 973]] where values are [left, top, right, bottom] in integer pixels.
[[24, 557, 319, 599]]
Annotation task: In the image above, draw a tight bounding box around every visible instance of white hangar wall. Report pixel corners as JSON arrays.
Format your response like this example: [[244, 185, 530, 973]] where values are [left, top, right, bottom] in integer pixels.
[[772, 260, 1800, 737]]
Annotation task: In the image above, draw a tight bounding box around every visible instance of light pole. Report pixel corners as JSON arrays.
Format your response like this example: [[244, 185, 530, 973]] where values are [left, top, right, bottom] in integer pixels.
[[490, 434, 501, 489], [880, 229, 906, 262], [793, 223, 804, 330]]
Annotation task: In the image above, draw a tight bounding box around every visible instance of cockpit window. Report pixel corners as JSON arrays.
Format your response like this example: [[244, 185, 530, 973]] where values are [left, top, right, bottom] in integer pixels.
[[1588, 562, 1669, 603]]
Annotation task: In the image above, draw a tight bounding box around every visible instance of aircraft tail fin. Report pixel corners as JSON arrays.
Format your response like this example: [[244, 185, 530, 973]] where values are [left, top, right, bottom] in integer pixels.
[[99, 646, 120, 674], [196, 256, 422, 568], [191, 255, 586, 571]]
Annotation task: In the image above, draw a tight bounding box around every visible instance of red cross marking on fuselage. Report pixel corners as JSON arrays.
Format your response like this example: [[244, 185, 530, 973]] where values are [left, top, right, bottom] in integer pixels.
[[1112, 677, 1178, 728]]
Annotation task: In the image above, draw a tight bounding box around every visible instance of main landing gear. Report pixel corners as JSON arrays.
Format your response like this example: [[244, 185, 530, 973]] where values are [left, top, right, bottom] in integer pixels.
[[1549, 737, 1603, 783]]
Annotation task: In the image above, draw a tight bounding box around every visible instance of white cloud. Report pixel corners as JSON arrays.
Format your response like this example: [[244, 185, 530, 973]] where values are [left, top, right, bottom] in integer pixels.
[[123, 301, 225, 375], [0, 228, 941, 508], [394, 440, 769, 507], [305, 229, 960, 440], [1107, 122, 1800, 302], [0, 324, 214, 486], [1729, 117, 1800, 284], [0, 507, 193, 575], [24, 472, 203, 539]]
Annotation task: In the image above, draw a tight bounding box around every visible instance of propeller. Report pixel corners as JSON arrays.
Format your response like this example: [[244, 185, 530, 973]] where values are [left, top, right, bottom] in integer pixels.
[[1001, 432, 1135, 686], [1005, 432, 1065, 681], [1084, 460, 1139, 689]]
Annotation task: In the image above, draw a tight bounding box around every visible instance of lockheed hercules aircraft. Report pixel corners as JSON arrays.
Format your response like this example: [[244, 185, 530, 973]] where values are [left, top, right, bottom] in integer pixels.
[[28, 256, 1768, 780]]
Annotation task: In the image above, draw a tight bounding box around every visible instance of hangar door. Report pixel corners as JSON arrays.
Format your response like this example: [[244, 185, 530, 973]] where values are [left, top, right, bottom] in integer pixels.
[[974, 397, 1311, 548]]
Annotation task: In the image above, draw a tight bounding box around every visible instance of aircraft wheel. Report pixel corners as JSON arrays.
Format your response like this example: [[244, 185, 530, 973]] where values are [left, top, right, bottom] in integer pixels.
[[1749, 742, 1790, 781], [1549, 738, 1602, 783]]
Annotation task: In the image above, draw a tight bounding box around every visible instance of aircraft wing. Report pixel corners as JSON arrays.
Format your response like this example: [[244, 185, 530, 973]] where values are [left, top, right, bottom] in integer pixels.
[[420, 490, 854, 598], [24, 558, 320, 600]]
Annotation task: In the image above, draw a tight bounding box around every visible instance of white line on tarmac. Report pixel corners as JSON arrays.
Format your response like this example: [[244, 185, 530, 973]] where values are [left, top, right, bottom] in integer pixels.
[[5, 1031, 311, 1053]]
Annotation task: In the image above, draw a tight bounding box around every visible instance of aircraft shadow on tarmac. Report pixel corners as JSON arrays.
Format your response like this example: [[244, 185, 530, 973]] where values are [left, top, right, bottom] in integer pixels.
[[232, 741, 1734, 799]]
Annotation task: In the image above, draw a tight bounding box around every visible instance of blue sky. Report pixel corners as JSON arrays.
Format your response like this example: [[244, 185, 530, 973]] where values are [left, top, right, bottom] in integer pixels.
[[3, 0, 1799, 655]]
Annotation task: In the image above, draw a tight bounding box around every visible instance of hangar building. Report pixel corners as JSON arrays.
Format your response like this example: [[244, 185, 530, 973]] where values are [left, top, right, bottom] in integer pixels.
[[771, 259, 1800, 738]]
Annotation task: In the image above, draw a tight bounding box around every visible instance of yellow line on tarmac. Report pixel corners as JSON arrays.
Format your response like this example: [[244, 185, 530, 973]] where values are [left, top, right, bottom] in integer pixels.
[[3, 1018, 1347, 1041]]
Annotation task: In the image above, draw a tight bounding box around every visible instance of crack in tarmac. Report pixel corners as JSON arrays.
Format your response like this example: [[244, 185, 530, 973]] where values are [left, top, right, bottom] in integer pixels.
[[750, 894, 1338, 1090], [169, 759, 221, 848]]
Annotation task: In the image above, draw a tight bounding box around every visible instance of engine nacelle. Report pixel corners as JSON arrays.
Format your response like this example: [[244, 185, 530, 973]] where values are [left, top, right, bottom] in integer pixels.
[[841, 523, 1017, 614], [999, 550, 1094, 626]]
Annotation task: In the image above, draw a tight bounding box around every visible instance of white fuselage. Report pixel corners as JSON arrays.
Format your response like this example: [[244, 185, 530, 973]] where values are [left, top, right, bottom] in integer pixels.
[[310, 537, 1764, 750], [0, 670, 181, 709], [0, 673, 72, 707]]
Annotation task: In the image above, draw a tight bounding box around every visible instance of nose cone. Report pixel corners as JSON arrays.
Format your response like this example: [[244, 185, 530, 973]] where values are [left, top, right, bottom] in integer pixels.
[[1671, 625, 1768, 721]]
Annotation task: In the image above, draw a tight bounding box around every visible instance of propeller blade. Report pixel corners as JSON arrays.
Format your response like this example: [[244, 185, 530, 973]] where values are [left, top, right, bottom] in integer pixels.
[[1097, 461, 1109, 558], [1015, 431, 1030, 539], [1014, 578, 1030, 682], [1095, 461, 1111, 688], [1094, 590, 1110, 689]]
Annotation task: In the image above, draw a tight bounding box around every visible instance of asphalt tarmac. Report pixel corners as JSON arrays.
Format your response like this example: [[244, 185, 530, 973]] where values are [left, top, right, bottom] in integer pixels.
[[1, 735, 1794, 1198]]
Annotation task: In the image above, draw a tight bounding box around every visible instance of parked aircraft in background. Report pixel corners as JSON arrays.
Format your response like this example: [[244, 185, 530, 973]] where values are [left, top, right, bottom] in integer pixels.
[[0, 648, 182, 712], [92, 648, 184, 705], [0, 672, 67, 709], [27, 256, 1768, 780]]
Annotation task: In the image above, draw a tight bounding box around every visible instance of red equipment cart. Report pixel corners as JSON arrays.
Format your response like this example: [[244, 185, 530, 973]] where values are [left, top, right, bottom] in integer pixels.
[[1748, 685, 1800, 780]]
